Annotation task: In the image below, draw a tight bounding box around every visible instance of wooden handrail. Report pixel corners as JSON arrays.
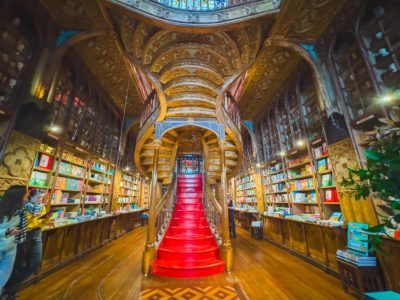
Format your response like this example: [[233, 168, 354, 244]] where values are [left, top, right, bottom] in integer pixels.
[[204, 174, 222, 214], [156, 172, 177, 215]]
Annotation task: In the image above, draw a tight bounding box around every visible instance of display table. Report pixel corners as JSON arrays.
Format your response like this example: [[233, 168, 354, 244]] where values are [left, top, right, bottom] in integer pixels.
[[37, 209, 147, 279], [262, 215, 347, 273], [336, 258, 385, 298], [234, 209, 259, 231]]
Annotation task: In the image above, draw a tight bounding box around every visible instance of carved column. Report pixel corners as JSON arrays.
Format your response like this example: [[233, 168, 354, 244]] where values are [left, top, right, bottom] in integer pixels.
[[219, 141, 233, 272], [142, 139, 161, 275]]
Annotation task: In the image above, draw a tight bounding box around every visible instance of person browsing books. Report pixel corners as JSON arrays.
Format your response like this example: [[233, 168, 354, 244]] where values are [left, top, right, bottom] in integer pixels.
[[0, 186, 28, 296], [5, 189, 51, 298]]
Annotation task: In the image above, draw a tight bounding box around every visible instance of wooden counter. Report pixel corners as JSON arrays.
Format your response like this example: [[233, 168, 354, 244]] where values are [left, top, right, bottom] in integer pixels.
[[234, 210, 259, 231], [262, 215, 347, 273], [37, 210, 147, 279]]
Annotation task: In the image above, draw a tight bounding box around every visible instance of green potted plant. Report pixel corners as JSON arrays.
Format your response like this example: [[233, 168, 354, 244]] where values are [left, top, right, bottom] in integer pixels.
[[340, 106, 400, 248], [340, 107, 400, 292]]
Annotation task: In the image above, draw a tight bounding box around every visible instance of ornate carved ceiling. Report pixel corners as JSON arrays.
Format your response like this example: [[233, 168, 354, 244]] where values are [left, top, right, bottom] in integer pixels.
[[39, 0, 145, 116], [116, 12, 266, 118], [238, 0, 348, 119], [40, 0, 348, 121]]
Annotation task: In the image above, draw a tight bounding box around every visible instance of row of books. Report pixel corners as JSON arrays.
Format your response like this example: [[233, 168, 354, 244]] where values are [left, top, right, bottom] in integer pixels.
[[122, 174, 140, 183], [270, 172, 285, 182], [120, 189, 140, 196], [59, 161, 85, 178], [237, 183, 255, 190], [317, 158, 332, 173], [269, 193, 289, 203], [55, 177, 84, 191], [84, 194, 108, 203], [292, 191, 317, 203], [120, 182, 140, 189], [91, 161, 108, 173], [51, 191, 81, 204], [62, 151, 87, 167], [269, 163, 285, 173], [287, 155, 309, 168], [88, 172, 108, 183], [271, 183, 286, 193], [312, 143, 328, 158], [289, 165, 313, 178], [118, 196, 138, 203], [290, 178, 314, 190]]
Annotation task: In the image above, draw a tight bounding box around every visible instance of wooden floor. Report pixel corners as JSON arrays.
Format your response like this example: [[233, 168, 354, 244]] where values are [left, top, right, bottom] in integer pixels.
[[20, 227, 353, 300]]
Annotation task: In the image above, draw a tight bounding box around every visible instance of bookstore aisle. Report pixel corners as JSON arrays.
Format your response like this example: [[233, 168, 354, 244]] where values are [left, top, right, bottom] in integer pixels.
[[19, 227, 352, 300]]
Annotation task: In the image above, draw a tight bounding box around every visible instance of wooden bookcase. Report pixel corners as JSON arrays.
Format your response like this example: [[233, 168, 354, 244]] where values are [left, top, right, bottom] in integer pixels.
[[117, 172, 142, 211], [234, 173, 258, 210], [25, 135, 148, 224], [251, 64, 343, 222]]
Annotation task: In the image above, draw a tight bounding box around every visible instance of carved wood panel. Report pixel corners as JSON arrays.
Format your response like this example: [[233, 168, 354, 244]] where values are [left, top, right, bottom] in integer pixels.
[[328, 138, 378, 225]]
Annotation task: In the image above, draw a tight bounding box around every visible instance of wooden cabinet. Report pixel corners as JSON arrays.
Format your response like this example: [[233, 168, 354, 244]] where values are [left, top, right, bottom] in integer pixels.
[[263, 216, 347, 273], [38, 210, 146, 279]]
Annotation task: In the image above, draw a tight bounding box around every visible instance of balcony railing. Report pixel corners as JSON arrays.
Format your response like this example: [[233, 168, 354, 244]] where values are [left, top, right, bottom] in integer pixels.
[[139, 90, 160, 129], [223, 92, 241, 131], [154, 0, 262, 11]]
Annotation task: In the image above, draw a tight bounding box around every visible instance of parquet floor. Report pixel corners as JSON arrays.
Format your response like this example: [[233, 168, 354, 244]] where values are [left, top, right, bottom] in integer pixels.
[[19, 227, 353, 300]]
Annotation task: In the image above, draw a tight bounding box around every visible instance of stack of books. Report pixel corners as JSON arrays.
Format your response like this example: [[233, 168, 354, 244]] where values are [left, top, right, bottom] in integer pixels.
[[336, 249, 377, 266]]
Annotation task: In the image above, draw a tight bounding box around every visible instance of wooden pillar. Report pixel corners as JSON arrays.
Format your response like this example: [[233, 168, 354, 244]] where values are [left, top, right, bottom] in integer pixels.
[[142, 139, 161, 275], [253, 171, 264, 213], [219, 141, 233, 272]]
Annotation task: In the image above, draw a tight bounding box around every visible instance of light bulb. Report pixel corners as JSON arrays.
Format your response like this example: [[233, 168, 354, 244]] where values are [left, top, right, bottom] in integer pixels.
[[296, 139, 305, 147]]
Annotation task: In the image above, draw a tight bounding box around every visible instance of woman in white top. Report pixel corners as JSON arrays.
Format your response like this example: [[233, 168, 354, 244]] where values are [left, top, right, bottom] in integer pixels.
[[0, 186, 28, 295]]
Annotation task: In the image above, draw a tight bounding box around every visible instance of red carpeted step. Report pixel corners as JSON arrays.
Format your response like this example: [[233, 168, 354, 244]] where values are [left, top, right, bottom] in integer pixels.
[[151, 258, 225, 278], [151, 174, 224, 278], [167, 226, 212, 237]]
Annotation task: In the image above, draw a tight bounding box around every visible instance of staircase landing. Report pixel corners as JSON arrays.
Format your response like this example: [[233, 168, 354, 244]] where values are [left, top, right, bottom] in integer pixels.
[[151, 174, 224, 278]]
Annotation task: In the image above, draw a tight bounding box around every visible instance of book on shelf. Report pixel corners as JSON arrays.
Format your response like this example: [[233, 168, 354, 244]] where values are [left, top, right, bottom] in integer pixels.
[[324, 188, 339, 202], [329, 212, 342, 221], [321, 173, 333, 187], [291, 178, 314, 190], [317, 159, 327, 172], [292, 191, 317, 203], [29, 171, 48, 188], [313, 143, 328, 157], [37, 153, 53, 170]]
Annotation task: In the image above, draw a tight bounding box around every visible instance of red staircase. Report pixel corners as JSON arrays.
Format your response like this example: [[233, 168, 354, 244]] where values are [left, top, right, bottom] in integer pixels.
[[151, 174, 225, 278]]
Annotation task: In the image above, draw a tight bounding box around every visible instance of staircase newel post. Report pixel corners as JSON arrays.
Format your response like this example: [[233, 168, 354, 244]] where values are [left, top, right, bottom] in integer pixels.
[[219, 141, 233, 272], [142, 139, 161, 275]]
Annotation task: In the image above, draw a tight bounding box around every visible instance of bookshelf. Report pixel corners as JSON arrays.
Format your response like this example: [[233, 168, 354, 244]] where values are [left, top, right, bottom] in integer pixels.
[[50, 143, 89, 220], [25, 137, 143, 223], [252, 64, 344, 224], [140, 178, 150, 209], [235, 173, 258, 211], [117, 172, 142, 211]]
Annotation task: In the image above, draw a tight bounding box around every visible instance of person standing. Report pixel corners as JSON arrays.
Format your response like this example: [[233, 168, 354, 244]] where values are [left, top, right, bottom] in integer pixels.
[[0, 186, 28, 295], [5, 189, 51, 297], [228, 198, 236, 238]]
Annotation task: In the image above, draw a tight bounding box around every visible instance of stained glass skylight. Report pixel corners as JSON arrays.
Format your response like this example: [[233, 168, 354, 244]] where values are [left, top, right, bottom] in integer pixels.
[[157, 0, 228, 11]]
